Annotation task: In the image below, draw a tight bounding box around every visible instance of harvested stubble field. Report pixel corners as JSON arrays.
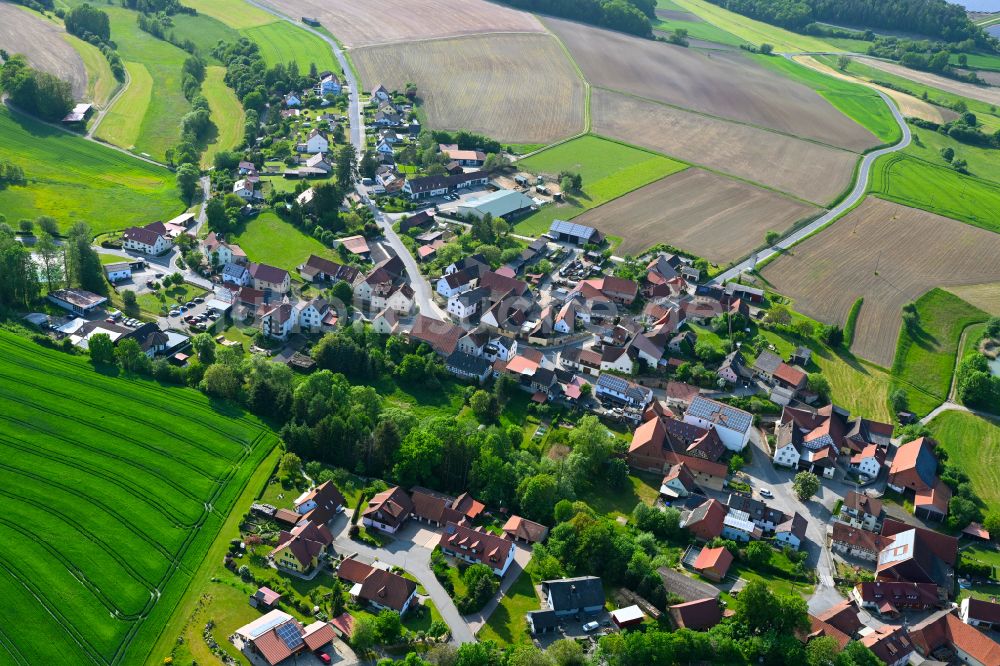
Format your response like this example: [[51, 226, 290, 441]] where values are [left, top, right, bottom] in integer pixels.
[[856, 57, 1000, 109], [263, 0, 543, 47], [572, 168, 818, 263], [544, 17, 877, 152], [761, 198, 1000, 367], [352, 33, 585, 144], [0, 3, 87, 98], [946, 283, 1000, 316], [0, 331, 277, 665], [590, 89, 858, 205]]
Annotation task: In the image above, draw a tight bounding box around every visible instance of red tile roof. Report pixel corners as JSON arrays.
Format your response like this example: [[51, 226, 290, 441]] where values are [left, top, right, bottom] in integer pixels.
[[860, 626, 914, 665], [692, 546, 733, 578], [439, 522, 513, 569], [881, 518, 958, 567], [357, 568, 417, 611], [669, 597, 723, 631], [502, 515, 549, 543], [337, 557, 376, 584], [911, 611, 1000, 665]]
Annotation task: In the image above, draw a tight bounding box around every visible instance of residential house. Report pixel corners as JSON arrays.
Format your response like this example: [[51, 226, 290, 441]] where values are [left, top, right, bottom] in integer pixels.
[[104, 262, 132, 283], [683, 396, 752, 452], [223, 263, 251, 287], [233, 178, 261, 201], [717, 350, 751, 385], [850, 444, 887, 481], [448, 286, 489, 320], [665, 381, 701, 410], [774, 512, 808, 550], [305, 129, 329, 154], [753, 351, 782, 381], [669, 598, 724, 631], [374, 104, 400, 127], [408, 314, 463, 356], [813, 599, 863, 640], [541, 576, 605, 615], [669, 330, 695, 354], [851, 581, 943, 615], [355, 568, 417, 615], [722, 509, 760, 543], [403, 171, 488, 200], [876, 524, 957, 593], [627, 417, 728, 490], [887, 437, 938, 493], [122, 221, 173, 255], [502, 515, 549, 544], [298, 297, 332, 333], [249, 263, 290, 294], [600, 346, 634, 374], [370, 84, 391, 103], [559, 347, 602, 377], [911, 609, 1000, 666], [773, 363, 807, 393], [271, 520, 333, 573], [840, 491, 884, 531], [832, 522, 892, 561], [691, 546, 733, 583], [234, 610, 335, 666], [371, 308, 400, 335], [303, 153, 333, 174], [436, 267, 479, 299], [574, 276, 638, 305], [361, 486, 413, 534], [438, 523, 516, 577], [371, 282, 415, 315], [375, 139, 394, 159], [959, 598, 1000, 630], [660, 463, 697, 500], [726, 494, 787, 533], [261, 303, 296, 341], [292, 481, 346, 525], [284, 92, 301, 107], [682, 498, 727, 541], [203, 232, 247, 267], [315, 73, 341, 96], [446, 350, 492, 382], [485, 334, 517, 363], [439, 143, 486, 166], [594, 373, 652, 409], [860, 626, 914, 666]]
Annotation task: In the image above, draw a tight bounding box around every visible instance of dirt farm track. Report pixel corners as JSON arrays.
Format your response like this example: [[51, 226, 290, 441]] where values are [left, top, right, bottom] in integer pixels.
[[0, 3, 87, 99], [352, 33, 585, 144], [262, 0, 544, 47], [544, 16, 880, 152], [761, 198, 1000, 366], [590, 89, 859, 205], [575, 168, 819, 263]]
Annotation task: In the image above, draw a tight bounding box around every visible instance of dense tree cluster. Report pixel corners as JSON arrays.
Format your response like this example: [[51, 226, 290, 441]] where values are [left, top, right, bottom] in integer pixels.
[[706, 0, 994, 47], [0, 55, 73, 122], [64, 3, 110, 42], [497, 0, 653, 38], [956, 318, 1000, 413], [122, 0, 193, 15], [0, 161, 26, 188]]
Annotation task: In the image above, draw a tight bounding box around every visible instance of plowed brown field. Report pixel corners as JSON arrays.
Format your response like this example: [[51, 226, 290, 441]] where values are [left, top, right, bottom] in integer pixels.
[[0, 3, 87, 98], [591, 89, 858, 205], [545, 16, 878, 152], [262, 0, 543, 47], [353, 33, 585, 143], [761, 198, 1000, 366], [574, 169, 818, 263]]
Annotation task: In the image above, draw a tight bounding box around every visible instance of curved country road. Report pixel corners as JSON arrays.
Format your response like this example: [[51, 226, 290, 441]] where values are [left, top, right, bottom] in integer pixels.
[[712, 86, 911, 285]]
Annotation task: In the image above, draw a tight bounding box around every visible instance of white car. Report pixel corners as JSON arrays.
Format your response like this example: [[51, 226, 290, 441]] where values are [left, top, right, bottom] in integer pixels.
[[759, 488, 773, 499], [582, 621, 600, 633]]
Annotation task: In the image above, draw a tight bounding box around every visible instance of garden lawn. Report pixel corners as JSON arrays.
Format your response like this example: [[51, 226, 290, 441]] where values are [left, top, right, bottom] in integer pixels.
[[755, 55, 901, 144], [890, 289, 989, 417], [579, 473, 661, 519], [0, 106, 182, 234], [242, 21, 340, 73], [0, 331, 277, 665], [200, 66, 246, 168], [869, 154, 1000, 235], [926, 410, 1000, 516], [476, 569, 538, 646], [514, 135, 686, 236], [230, 211, 338, 272], [672, 0, 839, 52], [76, 1, 194, 160]]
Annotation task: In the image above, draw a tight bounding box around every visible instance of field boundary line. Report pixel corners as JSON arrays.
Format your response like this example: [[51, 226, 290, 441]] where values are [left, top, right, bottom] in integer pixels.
[[543, 18, 591, 133], [589, 84, 861, 154], [347, 29, 548, 50], [87, 58, 131, 139]]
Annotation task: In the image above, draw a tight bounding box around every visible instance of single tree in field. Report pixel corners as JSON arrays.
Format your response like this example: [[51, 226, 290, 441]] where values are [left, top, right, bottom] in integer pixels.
[[793, 471, 820, 501], [838, 55, 851, 71], [191, 332, 216, 365], [745, 540, 772, 569], [759, 43, 774, 55], [765, 230, 780, 246]]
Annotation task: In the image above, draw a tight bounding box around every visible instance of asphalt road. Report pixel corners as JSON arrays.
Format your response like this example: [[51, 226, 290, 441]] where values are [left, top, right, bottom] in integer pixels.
[[711, 88, 911, 285]]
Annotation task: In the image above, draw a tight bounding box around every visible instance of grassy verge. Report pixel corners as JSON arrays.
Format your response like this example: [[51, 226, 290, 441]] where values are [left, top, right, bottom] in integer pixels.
[[926, 410, 1000, 516], [890, 289, 989, 417], [513, 134, 687, 236], [672, 0, 839, 52], [844, 297, 863, 347]]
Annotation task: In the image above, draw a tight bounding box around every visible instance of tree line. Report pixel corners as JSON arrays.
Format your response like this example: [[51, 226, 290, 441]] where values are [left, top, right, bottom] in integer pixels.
[[63, 4, 125, 81], [0, 55, 74, 122], [705, 0, 996, 48], [497, 0, 655, 38]]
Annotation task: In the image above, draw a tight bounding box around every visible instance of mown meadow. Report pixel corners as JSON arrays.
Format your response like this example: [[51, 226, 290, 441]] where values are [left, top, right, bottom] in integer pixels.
[[0, 332, 277, 664]]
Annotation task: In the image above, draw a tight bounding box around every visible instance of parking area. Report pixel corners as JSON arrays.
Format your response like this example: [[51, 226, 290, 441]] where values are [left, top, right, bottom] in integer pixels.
[[532, 611, 614, 649], [164, 296, 223, 332]]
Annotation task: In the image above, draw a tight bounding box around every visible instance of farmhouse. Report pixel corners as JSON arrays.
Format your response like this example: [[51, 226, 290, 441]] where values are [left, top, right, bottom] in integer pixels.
[[876, 526, 955, 592], [439, 143, 486, 166], [403, 171, 488, 200], [887, 437, 938, 493], [122, 221, 173, 255], [548, 219, 604, 246], [860, 626, 914, 666], [851, 581, 943, 615], [831, 522, 891, 561], [960, 598, 1000, 630], [456, 189, 536, 221], [911, 609, 1000, 666], [438, 522, 516, 577]]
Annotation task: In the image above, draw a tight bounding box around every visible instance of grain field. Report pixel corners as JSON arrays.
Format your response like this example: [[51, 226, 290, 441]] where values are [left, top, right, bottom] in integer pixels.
[[573, 169, 818, 263], [761, 198, 1000, 366], [590, 89, 858, 205], [857, 57, 1000, 108], [262, 0, 543, 47], [0, 3, 87, 98], [945, 283, 1000, 316], [545, 16, 878, 152], [353, 33, 585, 143]]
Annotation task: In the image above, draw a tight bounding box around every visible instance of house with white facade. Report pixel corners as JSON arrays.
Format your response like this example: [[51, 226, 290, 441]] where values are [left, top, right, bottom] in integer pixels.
[[683, 396, 752, 452], [104, 262, 132, 283], [436, 268, 478, 299], [305, 129, 330, 154], [261, 302, 296, 340], [122, 222, 173, 255], [448, 286, 489, 320], [438, 522, 516, 577], [298, 297, 332, 333]]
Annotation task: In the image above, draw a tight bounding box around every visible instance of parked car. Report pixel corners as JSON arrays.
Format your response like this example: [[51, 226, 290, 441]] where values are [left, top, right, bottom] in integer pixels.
[[759, 488, 773, 499], [583, 621, 600, 633], [169, 310, 180, 317], [105, 317, 115, 324], [185, 301, 196, 308], [154, 273, 164, 279], [193, 297, 205, 304]]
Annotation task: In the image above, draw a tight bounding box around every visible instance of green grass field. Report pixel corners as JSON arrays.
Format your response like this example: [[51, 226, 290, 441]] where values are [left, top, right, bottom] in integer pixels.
[[890, 289, 989, 417], [64, 33, 118, 108], [672, 0, 839, 52], [653, 16, 745, 46], [477, 569, 538, 646], [869, 153, 1000, 234], [927, 410, 1000, 516], [903, 121, 1000, 187], [0, 331, 277, 665], [242, 21, 340, 73], [167, 11, 241, 61], [950, 52, 1000, 72], [514, 135, 687, 235], [95, 61, 152, 151], [69, 1, 194, 161], [0, 106, 182, 235], [230, 210, 338, 271], [180, 0, 276, 29], [200, 66, 246, 168], [755, 55, 901, 144]]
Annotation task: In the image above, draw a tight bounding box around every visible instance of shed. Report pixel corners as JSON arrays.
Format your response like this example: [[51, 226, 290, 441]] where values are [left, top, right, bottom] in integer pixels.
[[610, 605, 645, 629]]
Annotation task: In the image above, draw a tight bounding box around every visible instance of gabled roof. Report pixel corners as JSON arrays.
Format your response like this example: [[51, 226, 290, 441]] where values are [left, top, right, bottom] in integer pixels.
[[542, 576, 605, 611], [776, 512, 807, 540], [861, 626, 914, 665], [271, 520, 333, 568], [658, 567, 720, 602], [815, 599, 862, 636], [853, 580, 940, 606], [294, 481, 345, 524], [880, 518, 957, 567], [682, 498, 726, 538], [362, 486, 413, 528], [832, 522, 892, 553], [439, 522, 513, 568], [669, 597, 723, 631], [686, 396, 752, 434], [502, 515, 549, 543], [889, 437, 939, 491], [409, 314, 463, 356], [912, 610, 1000, 666], [692, 546, 733, 577], [357, 568, 417, 611], [249, 262, 289, 284], [337, 557, 376, 584], [843, 490, 883, 517]]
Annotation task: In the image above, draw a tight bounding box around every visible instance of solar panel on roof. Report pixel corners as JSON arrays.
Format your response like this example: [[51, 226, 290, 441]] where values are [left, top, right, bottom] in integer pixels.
[[549, 219, 596, 240], [276, 621, 304, 650]]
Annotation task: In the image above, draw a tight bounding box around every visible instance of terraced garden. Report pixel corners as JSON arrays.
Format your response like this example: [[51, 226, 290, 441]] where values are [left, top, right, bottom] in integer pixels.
[[0, 332, 277, 665]]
